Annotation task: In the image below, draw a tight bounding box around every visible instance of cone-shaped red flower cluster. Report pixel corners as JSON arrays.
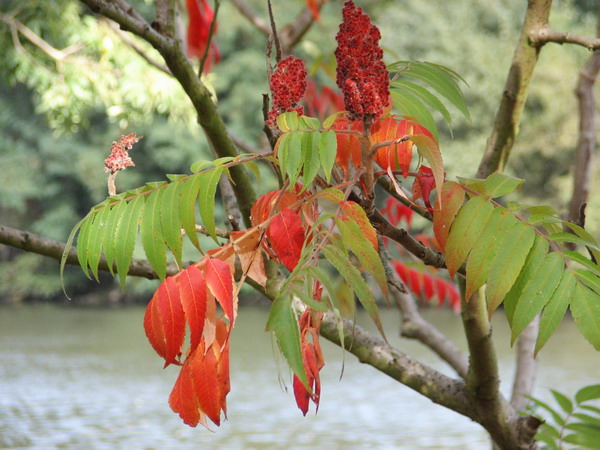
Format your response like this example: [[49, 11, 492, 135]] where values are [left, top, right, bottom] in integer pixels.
[[335, 1, 389, 121], [267, 56, 307, 126]]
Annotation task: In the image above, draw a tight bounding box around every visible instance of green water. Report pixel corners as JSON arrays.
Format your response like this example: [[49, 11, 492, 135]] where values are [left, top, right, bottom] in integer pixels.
[[0, 304, 598, 449]]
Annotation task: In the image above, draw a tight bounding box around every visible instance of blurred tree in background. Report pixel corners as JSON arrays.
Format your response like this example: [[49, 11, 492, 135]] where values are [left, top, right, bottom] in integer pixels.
[[1, 0, 598, 302]]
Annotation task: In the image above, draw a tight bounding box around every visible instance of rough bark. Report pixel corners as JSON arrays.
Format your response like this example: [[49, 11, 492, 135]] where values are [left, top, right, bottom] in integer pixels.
[[568, 2, 600, 224]]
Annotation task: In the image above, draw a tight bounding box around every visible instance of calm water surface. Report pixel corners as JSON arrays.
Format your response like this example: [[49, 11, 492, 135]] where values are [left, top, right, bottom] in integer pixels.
[[1, 304, 599, 449]]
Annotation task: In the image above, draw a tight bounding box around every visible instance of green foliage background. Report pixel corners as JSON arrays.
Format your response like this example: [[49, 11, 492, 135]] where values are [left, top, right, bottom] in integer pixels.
[[0, 0, 598, 302]]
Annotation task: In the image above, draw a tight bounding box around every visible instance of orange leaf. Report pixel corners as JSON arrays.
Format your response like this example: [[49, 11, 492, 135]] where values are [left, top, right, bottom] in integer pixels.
[[432, 181, 465, 251], [205, 258, 235, 326], [153, 276, 186, 367], [339, 201, 378, 250], [231, 229, 267, 287], [179, 264, 207, 351], [372, 118, 417, 177], [332, 118, 362, 175], [143, 294, 167, 361], [266, 208, 306, 271]]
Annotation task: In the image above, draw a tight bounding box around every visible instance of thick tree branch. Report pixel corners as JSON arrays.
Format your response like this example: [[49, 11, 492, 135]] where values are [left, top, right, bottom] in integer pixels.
[[79, 0, 257, 225], [476, 0, 553, 177], [511, 316, 539, 412], [0, 225, 178, 279], [392, 286, 469, 378], [529, 25, 600, 50], [319, 312, 476, 421]]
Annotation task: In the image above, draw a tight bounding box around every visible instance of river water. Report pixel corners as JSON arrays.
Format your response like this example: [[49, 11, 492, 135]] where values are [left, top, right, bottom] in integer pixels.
[[0, 304, 598, 449]]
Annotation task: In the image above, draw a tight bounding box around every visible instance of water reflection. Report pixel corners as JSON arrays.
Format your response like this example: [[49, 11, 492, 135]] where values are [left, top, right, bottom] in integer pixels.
[[0, 305, 598, 448]]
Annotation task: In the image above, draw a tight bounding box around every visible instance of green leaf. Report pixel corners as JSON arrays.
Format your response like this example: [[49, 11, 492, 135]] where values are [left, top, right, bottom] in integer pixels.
[[445, 196, 495, 277], [279, 131, 303, 187], [576, 384, 600, 404], [564, 251, 600, 277], [322, 245, 385, 340], [141, 189, 167, 280], [575, 269, 600, 295], [573, 413, 600, 428], [504, 235, 549, 325], [549, 232, 600, 255], [535, 428, 559, 450], [536, 269, 576, 355], [301, 130, 321, 189], [276, 111, 300, 132], [60, 218, 85, 298], [322, 111, 345, 129], [104, 200, 128, 276], [190, 160, 213, 173], [336, 218, 388, 300], [483, 173, 525, 198], [457, 177, 487, 195], [564, 431, 600, 449], [511, 252, 564, 344], [390, 90, 438, 141], [292, 287, 329, 312], [563, 222, 600, 262], [245, 160, 261, 182], [571, 281, 600, 350], [179, 174, 203, 251], [114, 195, 145, 290], [465, 207, 516, 300], [160, 182, 184, 268], [391, 79, 452, 126], [265, 295, 308, 388], [319, 130, 337, 183], [76, 212, 94, 280], [550, 389, 573, 414], [486, 221, 537, 315], [198, 166, 224, 243], [300, 115, 320, 130], [87, 204, 111, 281], [399, 61, 471, 121], [581, 405, 600, 415], [213, 156, 235, 166]]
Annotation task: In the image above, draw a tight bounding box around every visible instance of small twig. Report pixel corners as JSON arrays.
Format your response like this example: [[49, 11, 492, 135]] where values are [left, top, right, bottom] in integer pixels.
[[267, 0, 282, 63], [230, 0, 271, 36], [530, 25, 600, 50], [199, 0, 220, 77], [193, 224, 230, 239]]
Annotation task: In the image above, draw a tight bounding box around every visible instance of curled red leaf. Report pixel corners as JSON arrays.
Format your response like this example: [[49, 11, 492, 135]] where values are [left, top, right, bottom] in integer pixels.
[[266, 208, 306, 271]]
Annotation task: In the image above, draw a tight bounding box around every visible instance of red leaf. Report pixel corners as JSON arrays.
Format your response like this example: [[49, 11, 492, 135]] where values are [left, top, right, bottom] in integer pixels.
[[189, 343, 222, 426], [205, 258, 235, 325], [151, 276, 186, 367], [422, 273, 435, 300], [179, 264, 207, 351], [409, 270, 422, 297], [186, 0, 221, 72], [332, 118, 362, 174], [372, 118, 415, 177], [293, 374, 310, 416], [306, 0, 320, 21], [435, 277, 448, 306], [143, 295, 167, 360], [169, 356, 204, 427], [394, 261, 410, 285], [303, 80, 344, 119], [266, 208, 306, 271], [412, 165, 437, 209]]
